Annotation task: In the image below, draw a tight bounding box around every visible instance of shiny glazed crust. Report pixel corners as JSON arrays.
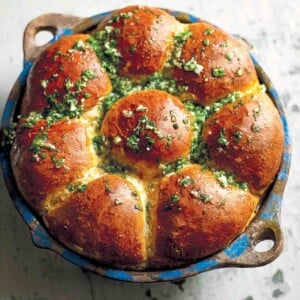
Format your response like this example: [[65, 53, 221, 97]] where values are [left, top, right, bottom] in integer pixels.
[[10, 5, 284, 270]]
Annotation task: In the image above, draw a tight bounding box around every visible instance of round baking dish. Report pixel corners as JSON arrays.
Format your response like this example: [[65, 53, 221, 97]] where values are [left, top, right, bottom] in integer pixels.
[[0, 9, 292, 282]]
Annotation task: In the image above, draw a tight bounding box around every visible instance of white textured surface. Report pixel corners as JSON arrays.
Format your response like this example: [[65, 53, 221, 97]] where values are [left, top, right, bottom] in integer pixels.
[[0, 0, 299, 299]]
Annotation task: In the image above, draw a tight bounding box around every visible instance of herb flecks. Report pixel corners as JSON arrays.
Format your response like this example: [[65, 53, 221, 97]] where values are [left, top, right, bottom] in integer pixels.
[[212, 67, 226, 78], [126, 134, 140, 152], [1, 124, 16, 146], [51, 155, 65, 168], [178, 176, 194, 187], [218, 128, 229, 146], [214, 170, 248, 191], [67, 183, 88, 192], [170, 194, 180, 203], [203, 28, 215, 35], [233, 131, 243, 143], [190, 190, 212, 203], [160, 157, 190, 175], [72, 40, 87, 51], [166, 30, 203, 75], [93, 135, 110, 155]]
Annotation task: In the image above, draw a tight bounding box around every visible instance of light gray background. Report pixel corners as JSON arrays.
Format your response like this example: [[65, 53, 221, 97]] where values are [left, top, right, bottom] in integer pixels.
[[0, 0, 299, 299]]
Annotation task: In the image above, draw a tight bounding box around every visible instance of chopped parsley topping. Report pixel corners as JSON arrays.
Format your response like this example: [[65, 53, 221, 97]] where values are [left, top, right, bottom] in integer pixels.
[[185, 92, 242, 166], [212, 67, 226, 78], [51, 155, 65, 168], [100, 159, 130, 175], [218, 128, 229, 146], [144, 72, 187, 95], [81, 69, 97, 81], [233, 131, 243, 142], [190, 190, 212, 203], [214, 170, 248, 191], [87, 26, 121, 80], [67, 183, 87, 192], [170, 194, 180, 203], [160, 157, 190, 175], [182, 57, 203, 74], [72, 40, 87, 51], [23, 112, 42, 128], [93, 135, 110, 155], [220, 40, 229, 47], [178, 176, 194, 187], [24, 64, 100, 127], [165, 30, 203, 75], [225, 54, 232, 61], [203, 28, 215, 35], [203, 39, 210, 46], [30, 132, 49, 154], [126, 135, 140, 152], [65, 79, 73, 91], [130, 44, 137, 52], [87, 26, 188, 119]]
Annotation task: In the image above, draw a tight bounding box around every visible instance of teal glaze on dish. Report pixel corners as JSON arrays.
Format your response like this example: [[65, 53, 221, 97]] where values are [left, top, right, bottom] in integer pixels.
[[0, 9, 292, 282]]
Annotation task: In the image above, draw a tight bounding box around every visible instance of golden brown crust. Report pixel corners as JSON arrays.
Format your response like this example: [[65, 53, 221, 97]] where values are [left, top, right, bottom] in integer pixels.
[[98, 5, 179, 77], [21, 34, 111, 115], [10, 6, 284, 270], [10, 119, 93, 211], [151, 165, 258, 268], [172, 22, 259, 106], [202, 92, 284, 195], [45, 175, 147, 268], [100, 90, 193, 177]]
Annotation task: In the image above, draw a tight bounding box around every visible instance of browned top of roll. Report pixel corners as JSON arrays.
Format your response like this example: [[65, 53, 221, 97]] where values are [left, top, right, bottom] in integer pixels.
[[172, 22, 259, 106], [100, 90, 193, 177], [98, 5, 179, 77], [45, 175, 147, 268], [21, 34, 112, 115], [151, 164, 258, 268], [202, 92, 284, 195], [10, 119, 93, 211]]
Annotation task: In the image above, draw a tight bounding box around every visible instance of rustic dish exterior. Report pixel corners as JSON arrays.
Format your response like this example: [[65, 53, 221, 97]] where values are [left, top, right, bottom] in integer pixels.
[[0, 6, 291, 282]]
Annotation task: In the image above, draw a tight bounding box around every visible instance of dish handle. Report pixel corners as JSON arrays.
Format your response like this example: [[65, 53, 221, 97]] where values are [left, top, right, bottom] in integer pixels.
[[23, 13, 85, 62]]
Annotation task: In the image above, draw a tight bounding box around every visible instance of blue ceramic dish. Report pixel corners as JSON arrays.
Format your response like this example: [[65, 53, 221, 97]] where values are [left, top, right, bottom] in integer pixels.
[[0, 9, 292, 282]]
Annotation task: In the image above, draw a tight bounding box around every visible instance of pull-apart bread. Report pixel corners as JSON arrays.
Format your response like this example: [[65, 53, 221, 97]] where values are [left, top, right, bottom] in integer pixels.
[[11, 5, 284, 269]]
